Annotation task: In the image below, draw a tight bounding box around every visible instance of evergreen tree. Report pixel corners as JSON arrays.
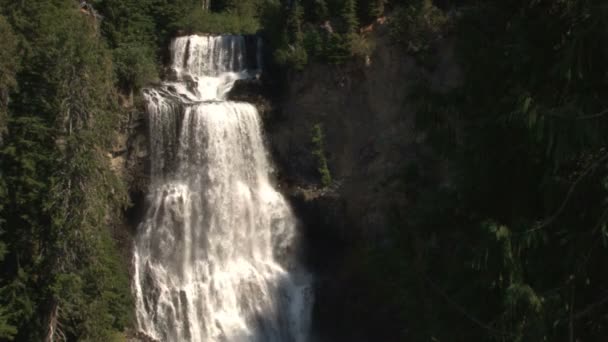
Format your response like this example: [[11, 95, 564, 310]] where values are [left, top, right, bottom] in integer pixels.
[[286, 0, 305, 44], [0, 242, 16, 340], [325, 0, 359, 61], [275, 0, 308, 69], [0, 1, 132, 339], [369, 0, 384, 18], [357, 0, 384, 23], [94, 0, 160, 91], [0, 15, 19, 140], [314, 0, 330, 21], [358, 0, 608, 340], [340, 0, 358, 34]]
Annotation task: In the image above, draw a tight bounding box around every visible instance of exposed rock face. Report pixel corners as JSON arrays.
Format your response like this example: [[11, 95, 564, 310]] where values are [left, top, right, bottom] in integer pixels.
[[109, 102, 149, 274], [270, 27, 460, 239], [110, 111, 148, 185], [267, 26, 461, 341], [226, 77, 275, 119]]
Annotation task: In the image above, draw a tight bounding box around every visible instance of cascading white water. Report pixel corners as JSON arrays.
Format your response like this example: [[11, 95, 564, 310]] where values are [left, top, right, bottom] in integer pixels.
[[133, 35, 312, 342]]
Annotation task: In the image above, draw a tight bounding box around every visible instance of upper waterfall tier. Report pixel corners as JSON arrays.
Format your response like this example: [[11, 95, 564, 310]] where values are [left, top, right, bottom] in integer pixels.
[[170, 35, 262, 79], [154, 35, 262, 102]]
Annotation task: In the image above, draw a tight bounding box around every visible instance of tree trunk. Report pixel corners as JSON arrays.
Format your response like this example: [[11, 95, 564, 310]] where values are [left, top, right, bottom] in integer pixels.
[[44, 302, 65, 342]]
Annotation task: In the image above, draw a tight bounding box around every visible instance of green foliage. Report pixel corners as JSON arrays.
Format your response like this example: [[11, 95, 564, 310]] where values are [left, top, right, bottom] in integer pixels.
[[0, 268, 35, 340], [0, 1, 132, 339], [360, 0, 608, 340], [94, 0, 265, 83], [0, 26, 19, 330], [0, 15, 19, 139], [268, 0, 385, 68], [302, 29, 324, 59], [94, 0, 160, 91], [313, 0, 330, 21], [275, 45, 309, 70], [0, 241, 16, 339], [50, 231, 133, 340], [339, 0, 359, 35], [389, 0, 446, 54], [94, 0, 157, 46], [355, 0, 384, 24], [273, 1, 309, 69], [211, 0, 259, 12], [112, 43, 159, 91], [311, 123, 332, 187], [176, 8, 261, 35], [323, 33, 350, 63], [368, 0, 384, 19], [349, 32, 374, 58], [0, 308, 16, 340]]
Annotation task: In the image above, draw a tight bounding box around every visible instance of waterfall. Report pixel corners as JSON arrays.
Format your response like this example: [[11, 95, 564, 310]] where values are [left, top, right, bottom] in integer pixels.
[[133, 35, 312, 342]]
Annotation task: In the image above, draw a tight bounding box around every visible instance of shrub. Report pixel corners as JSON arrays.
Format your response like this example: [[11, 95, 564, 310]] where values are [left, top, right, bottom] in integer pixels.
[[303, 28, 324, 59], [175, 7, 260, 34], [0, 15, 19, 139], [311, 123, 332, 187], [275, 44, 309, 71], [349, 33, 375, 59], [389, 0, 447, 54], [112, 42, 159, 91]]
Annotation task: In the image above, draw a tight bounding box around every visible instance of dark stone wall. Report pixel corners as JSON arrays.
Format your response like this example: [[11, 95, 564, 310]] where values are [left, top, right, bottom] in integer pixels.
[[265, 25, 461, 341]]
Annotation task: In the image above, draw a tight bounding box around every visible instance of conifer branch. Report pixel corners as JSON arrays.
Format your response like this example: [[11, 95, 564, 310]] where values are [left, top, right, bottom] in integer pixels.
[[572, 289, 608, 320], [547, 107, 608, 120], [524, 151, 608, 233], [423, 274, 517, 338]]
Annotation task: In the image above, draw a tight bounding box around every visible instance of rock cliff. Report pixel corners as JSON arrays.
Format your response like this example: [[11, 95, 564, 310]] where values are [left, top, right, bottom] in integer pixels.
[[266, 25, 461, 341]]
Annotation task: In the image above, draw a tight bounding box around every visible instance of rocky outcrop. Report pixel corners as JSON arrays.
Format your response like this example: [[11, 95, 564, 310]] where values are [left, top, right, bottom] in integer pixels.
[[267, 24, 461, 341], [227, 77, 276, 120], [126, 330, 160, 342], [270, 24, 460, 239], [110, 109, 149, 192], [109, 100, 150, 284]]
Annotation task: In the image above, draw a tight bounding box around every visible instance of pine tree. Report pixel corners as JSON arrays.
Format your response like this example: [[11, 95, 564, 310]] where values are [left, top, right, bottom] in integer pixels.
[[357, 0, 384, 23], [340, 0, 358, 35], [369, 0, 384, 18], [275, 0, 308, 69], [95, 0, 160, 91], [314, 0, 329, 21], [281, 0, 303, 44], [0, 15, 19, 140], [0, 242, 17, 339]]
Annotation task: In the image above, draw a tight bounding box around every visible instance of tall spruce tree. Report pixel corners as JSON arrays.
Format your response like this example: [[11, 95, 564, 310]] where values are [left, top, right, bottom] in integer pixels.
[[340, 0, 359, 34], [275, 0, 308, 69], [314, 0, 330, 21], [0, 15, 19, 140]]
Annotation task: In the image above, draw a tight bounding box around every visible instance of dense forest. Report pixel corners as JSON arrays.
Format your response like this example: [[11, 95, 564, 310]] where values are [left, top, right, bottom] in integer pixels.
[[356, 1, 608, 341], [1, 0, 607, 341]]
